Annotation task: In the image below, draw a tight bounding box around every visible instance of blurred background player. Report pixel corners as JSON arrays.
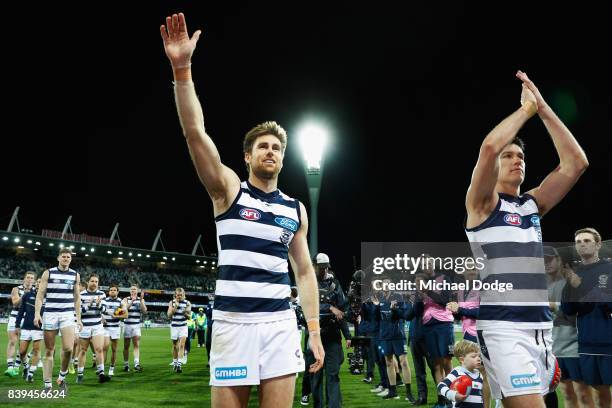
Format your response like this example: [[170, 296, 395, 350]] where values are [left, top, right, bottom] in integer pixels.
[[34, 248, 81, 393], [14, 272, 41, 383], [102, 283, 127, 377], [122, 284, 147, 372], [5, 271, 35, 378], [167, 287, 191, 373], [77, 274, 111, 384]]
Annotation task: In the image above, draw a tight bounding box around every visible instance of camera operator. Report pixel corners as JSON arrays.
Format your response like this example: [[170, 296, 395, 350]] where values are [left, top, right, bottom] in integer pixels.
[[561, 228, 612, 408], [309, 253, 352, 408]]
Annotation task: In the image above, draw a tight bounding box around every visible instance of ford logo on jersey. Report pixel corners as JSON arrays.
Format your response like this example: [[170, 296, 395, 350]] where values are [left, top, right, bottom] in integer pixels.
[[504, 214, 522, 226], [239, 208, 261, 221], [274, 217, 298, 232], [215, 366, 248, 380], [510, 374, 541, 388]]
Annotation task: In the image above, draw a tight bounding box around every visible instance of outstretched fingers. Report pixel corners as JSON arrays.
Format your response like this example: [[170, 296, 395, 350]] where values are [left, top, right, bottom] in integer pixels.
[[160, 24, 169, 42], [178, 12, 188, 35]]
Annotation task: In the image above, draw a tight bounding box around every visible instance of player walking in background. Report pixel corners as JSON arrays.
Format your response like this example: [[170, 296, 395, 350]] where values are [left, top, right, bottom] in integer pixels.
[[122, 285, 147, 372]]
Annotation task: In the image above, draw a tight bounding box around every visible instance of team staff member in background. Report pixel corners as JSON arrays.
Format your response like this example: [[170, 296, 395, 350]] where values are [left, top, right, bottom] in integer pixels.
[[161, 12, 324, 408], [420, 258, 454, 408], [5, 271, 35, 377], [195, 307, 206, 348], [310, 253, 351, 408], [562, 228, 611, 408], [377, 279, 415, 402]]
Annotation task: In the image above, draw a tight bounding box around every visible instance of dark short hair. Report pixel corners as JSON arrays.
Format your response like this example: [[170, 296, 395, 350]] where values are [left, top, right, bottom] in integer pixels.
[[511, 137, 525, 152], [109, 283, 119, 290]]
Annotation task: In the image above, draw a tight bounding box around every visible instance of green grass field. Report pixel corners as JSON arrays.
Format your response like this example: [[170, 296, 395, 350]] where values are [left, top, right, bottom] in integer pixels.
[[0, 326, 564, 407]]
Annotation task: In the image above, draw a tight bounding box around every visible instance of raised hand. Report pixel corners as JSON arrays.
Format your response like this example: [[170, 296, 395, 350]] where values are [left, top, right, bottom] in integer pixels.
[[160, 13, 202, 68], [516, 70, 548, 112]]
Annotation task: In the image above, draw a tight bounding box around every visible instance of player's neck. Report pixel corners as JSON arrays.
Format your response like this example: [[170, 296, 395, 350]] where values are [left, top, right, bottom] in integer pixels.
[[496, 181, 520, 197], [57, 265, 69, 272], [248, 174, 278, 194], [581, 254, 600, 265]]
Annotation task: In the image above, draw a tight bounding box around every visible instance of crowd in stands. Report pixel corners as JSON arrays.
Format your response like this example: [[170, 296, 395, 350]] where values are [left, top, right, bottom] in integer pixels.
[[0, 252, 214, 292]]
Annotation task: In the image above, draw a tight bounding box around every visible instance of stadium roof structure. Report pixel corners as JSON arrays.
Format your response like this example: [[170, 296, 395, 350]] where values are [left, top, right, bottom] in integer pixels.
[[0, 229, 218, 272]]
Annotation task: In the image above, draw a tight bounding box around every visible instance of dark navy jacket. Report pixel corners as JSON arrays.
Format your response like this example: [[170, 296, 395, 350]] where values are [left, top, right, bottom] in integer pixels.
[[16, 289, 42, 331]]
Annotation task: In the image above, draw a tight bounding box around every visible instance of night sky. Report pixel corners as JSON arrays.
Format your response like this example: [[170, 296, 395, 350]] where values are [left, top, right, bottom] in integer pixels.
[[4, 2, 611, 287]]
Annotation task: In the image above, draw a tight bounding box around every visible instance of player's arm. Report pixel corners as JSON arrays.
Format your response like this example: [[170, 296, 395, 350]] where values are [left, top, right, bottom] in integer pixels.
[[15, 293, 27, 329], [184, 300, 192, 317], [517, 71, 589, 216], [160, 12, 241, 208], [466, 83, 537, 225], [74, 273, 82, 328], [289, 201, 325, 373], [34, 270, 49, 327], [139, 290, 147, 313], [10, 286, 21, 307], [167, 300, 175, 318]]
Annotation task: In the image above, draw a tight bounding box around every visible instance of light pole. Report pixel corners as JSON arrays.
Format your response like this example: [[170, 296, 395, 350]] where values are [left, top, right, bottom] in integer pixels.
[[298, 123, 328, 259]]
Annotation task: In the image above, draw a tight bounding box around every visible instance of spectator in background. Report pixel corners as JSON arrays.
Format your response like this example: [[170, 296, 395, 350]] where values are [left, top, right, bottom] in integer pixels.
[[562, 228, 612, 408]]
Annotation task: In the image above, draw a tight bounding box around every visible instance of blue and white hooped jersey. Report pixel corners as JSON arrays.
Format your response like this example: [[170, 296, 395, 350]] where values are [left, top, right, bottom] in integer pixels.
[[124, 297, 143, 325], [466, 193, 552, 330], [213, 181, 301, 323], [80, 289, 106, 327], [44, 267, 77, 314], [171, 300, 190, 327], [102, 296, 122, 328]]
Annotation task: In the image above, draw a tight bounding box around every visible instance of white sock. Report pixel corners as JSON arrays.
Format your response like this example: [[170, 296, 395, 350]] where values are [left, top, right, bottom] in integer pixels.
[[134, 358, 139, 366]]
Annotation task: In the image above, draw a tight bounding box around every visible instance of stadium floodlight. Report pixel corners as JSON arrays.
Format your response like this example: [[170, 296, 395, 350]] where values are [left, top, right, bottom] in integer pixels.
[[17, 246, 24, 249], [160, 261, 166, 265], [117, 257, 123, 260], [2, 236, 8, 241], [204, 261, 207, 264], [14, 237, 20, 243], [137, 253, 142, 257], [85, 254, 89, 257], [200, 265, 205, 268], [81, 246, 86, 251], [69, 245, 74, 249], [35, 241, 41, 245], [129, 252, 133, 256], [146, 254, 150, 258], [90, 247, 95, 252], [172, 257, 176, 261], [297, 121, 329, 257], [107, 250, 112, 254], [163, 256, 168, 260], [49, 243, 54, 247], [34, 248, 38, 251], [27, 240, 33, 244], [196, 260, 200, 263], [118, 251, 123, 255], [130, 259, 134, 262], [59, 244, 64, 248], [298, 123, 328, 172]]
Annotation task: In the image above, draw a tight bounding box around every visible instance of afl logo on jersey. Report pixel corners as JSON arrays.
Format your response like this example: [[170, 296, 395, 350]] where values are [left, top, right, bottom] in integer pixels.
[[239, 208, 261, 221], [504, 214, 522, 226]]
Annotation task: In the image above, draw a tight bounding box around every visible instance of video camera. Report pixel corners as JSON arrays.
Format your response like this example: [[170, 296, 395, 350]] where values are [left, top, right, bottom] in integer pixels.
[[346, 336, 371, 375]]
